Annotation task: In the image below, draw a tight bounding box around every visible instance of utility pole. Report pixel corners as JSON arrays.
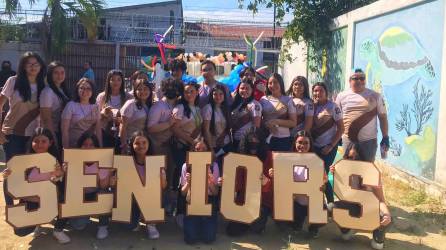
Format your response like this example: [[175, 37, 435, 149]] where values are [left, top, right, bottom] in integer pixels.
[[272, 3, 276, 72]]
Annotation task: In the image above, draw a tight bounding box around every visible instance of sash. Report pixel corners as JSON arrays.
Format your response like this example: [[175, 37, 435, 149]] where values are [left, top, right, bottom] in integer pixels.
[[348, 107, 378, 143], [14, 107, 39, 136]]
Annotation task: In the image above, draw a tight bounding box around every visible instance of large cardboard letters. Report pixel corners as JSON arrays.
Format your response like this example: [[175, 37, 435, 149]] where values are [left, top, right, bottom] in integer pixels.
[[6, 153, 58, 228], [60, 149, 114, 218], [112, 155, 165, 223], [5, 151, 382, 231], [186, 152, 212, 216], [273, 153, 327, 224], [220, 153, 262, 224], [332, 160, 380, 231]]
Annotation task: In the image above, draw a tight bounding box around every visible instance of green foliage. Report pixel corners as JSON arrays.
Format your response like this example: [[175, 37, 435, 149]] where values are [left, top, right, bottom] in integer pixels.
[[2, 0, 104, 56], [0, 23, 26, 42], [238, 0, 377, 72]]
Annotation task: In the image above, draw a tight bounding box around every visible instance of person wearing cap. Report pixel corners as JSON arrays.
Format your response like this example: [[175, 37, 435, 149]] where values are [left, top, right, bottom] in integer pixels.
[[335, 69, 389, 162]]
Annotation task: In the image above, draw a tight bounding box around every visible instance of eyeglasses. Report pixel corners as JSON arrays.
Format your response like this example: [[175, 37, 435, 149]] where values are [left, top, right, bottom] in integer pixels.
[[26, 63, 41, 68], [351, 76, 365, 81]]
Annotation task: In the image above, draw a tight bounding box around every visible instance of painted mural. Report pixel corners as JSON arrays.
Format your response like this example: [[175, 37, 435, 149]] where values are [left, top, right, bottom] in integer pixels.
[[353, 0, 444, 180], [308, 27, 348, 99]]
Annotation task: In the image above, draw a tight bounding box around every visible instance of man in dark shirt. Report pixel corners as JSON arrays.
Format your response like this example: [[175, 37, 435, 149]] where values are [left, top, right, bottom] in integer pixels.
[[0, 61, 16, 88]]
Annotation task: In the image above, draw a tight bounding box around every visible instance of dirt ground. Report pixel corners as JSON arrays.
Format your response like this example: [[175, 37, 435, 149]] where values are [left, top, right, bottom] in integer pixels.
[[0, 171, 445, 250]]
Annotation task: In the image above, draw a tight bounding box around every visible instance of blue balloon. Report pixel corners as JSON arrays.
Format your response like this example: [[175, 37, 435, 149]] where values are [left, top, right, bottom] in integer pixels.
[[219, 64, 245, 92], [182, 74, 197, 84]]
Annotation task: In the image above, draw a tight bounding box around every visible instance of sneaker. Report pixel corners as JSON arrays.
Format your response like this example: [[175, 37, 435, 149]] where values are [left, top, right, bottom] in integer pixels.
[[176, 214, 184, 228], [32, 226, 42, 238], [147, 224, 160, 239], [371, 239, 384, 250], [53, 230, 71, 244], [96, 226, 109, 240], [341, 229, 356, 241], [327, 202, 335, 212]]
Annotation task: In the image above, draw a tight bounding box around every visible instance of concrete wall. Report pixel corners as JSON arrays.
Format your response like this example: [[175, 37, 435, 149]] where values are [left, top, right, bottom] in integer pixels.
[[0, 42, 43, 71], [280, 0, 446, 188]]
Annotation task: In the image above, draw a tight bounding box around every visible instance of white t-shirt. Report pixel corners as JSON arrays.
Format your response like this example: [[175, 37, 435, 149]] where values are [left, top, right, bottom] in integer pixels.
[[231, 100, 262, 141], [291, 97, 314, 136], [120, 99, 149, 141], [202, 104, 230, 147], [335, 88, 386, 142], [147, 99, 175, 145], [1, 76, 40, 136], [96, 91, 132, 110], [312, 101, 342, 147], [62, 101, 100, 147], [172, 104, 202, 144], [260, 95, 297, 138], [40, 86, 66, 133]]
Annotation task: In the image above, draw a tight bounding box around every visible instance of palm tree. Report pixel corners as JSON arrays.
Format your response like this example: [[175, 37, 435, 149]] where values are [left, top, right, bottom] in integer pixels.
[[3, 0, 104, 56]]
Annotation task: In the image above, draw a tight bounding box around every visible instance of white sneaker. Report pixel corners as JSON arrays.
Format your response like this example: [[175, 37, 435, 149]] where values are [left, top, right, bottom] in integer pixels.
[[32, 226, 42, 238], [341, 229, 356, 241], [146, 224, 160, 239], [371, 239, 384, 250], [53, 230, 71, 244], [176, 214, 184, 228], [96, 226, 109, 240], [327, 202, 335, 212]]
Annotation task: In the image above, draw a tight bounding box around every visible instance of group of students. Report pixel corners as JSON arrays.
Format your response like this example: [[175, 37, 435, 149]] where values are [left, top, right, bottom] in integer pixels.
[[1, 51, 391, 249]]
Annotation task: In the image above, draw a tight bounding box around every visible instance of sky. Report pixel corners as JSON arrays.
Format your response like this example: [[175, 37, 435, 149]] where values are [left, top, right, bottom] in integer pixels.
[[1, 0, 292, 24]]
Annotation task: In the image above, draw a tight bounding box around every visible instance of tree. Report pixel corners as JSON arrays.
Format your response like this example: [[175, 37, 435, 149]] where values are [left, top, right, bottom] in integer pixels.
[[238, 0, 377, 68], [3, 0, 104, 56]]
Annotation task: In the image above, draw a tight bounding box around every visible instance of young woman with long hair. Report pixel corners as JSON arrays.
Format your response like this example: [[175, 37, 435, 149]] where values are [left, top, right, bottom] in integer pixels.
[[230, 78, 262, 149], [40, 61, 70, 147], [311, 82, 344, 205], [119, 79, 153, 154], [202, 84, 232, 165], [61, 78, 102, 148], [97, 69, 132, 151], [0, 51, 46, 161], [260, 73, 297, 152], [2, 127, 70, 243], [127, 130, 167, 239], [286, 76, 313, 136]]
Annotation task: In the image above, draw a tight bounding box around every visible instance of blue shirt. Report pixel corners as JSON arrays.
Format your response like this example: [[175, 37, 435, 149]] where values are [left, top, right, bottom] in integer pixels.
[[83, 68, 95, 82]]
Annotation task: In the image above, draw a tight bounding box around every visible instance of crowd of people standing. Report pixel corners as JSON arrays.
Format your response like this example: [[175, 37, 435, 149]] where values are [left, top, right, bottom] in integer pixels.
[[1, 51, 392, 249]]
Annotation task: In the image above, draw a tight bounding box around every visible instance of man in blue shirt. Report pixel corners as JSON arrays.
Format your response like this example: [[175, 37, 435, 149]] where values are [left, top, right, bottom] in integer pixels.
[[83, 61, 95, 83]]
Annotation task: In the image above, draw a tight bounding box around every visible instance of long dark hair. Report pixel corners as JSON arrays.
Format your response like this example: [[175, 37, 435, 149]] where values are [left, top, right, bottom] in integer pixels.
[[47, 61, 70, 107], [133, 79, 153, 110], [239, 128, 268, 161], [104, 69, 127, 106], [76, 131, 100, 148], [15, 51, 46, 102], [286, 76, 310, 99], [208, 85, 231, 136], [27, 127, 60, 161], [129, 130, 151, 156], [73, 78, 96, 104], [266, 73, 286, 96], [179, 82, 200, 118], [231, 78, 254, 112]]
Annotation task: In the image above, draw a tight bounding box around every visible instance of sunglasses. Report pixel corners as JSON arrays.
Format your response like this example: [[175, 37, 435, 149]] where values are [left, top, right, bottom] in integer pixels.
[[351, 76, 365, 81]]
